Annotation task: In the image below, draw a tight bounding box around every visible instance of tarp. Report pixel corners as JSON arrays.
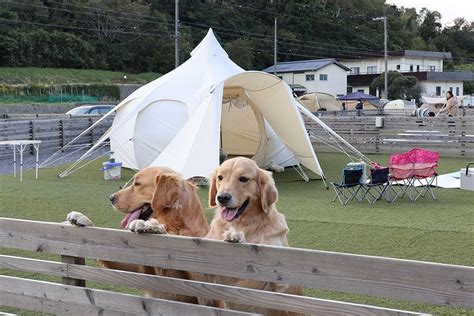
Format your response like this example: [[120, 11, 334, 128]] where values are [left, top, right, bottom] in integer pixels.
[[338, 92, 379, 101]]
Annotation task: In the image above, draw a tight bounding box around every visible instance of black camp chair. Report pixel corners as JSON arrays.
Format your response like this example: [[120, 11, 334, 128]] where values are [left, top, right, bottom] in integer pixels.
[[331, 165, 364, 205], [361, 167, 392, 204]]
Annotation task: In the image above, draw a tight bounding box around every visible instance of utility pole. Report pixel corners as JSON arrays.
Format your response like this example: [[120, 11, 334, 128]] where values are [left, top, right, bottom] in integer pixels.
[[271, 0, 277, 75], [175, 0, 179, 68], [274, 17, 277, 75], [383, 16, 388, 99], [373, 16, 388, 99]]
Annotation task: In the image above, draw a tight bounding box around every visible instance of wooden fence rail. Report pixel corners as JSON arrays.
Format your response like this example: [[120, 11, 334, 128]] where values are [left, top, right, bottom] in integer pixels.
[[1, 217, 473, 315], [307, 116, 474, 157], [0, 116, 113, 159], [1, 113, 474, 161]]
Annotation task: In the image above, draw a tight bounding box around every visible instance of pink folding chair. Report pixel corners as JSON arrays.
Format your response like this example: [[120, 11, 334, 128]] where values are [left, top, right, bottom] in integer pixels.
[[389, 148, 439, 201]]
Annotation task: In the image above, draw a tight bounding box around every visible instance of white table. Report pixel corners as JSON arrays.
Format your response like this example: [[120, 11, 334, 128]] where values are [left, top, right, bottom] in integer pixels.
[[0, 140, 41, 181]]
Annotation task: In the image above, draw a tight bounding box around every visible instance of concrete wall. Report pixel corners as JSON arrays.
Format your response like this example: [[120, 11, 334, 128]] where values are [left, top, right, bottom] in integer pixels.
[[0, 104, 78, 115]]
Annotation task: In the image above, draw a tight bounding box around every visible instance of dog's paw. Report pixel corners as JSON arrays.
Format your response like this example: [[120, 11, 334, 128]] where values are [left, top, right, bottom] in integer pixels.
[[66, 211, 94, 227], [224, 229, 245, 243], [128, 219, 167, 234]]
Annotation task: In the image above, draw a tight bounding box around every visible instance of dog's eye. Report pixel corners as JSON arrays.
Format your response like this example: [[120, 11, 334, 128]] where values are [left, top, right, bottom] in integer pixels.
[[239, 176, 249, 183], [217, 175, 223, 181]]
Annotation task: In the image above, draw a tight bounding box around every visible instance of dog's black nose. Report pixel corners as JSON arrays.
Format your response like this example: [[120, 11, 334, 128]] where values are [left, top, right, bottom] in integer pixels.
[[109, 194, 116, 204], [217, 192, 232, 205]]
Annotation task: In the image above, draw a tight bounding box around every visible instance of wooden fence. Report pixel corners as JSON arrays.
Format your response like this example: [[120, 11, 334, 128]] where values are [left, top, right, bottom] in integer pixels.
[[0, 115, 113, 159], [1, 113, 474, 161], [1, 217, 473, 315], [307, 116, 474, 157]]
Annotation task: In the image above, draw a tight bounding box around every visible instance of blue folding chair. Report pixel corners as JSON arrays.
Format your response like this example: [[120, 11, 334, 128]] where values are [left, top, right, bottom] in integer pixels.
[[361, 167, 392, 204], [331, 165, 365, 205]]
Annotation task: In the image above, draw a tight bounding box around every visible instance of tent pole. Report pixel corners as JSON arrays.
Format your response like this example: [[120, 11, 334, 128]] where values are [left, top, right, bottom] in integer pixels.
[[297, 103, 372, 164]]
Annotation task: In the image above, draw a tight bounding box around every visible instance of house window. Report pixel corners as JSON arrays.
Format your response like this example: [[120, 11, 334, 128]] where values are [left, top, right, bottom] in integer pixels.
[[449, 87, 453, 92], [319, 74, 328, 81], [409, 65, 414, 72], [416, 65, 420, 72], [350, 67, 360, 75], [367, 66, 377, 74], [347, 87, 353, 93], [357, 89, 365, 93], [436, 86, 441, 96], [305, 74, 315, 81], [429, 65, 436, 71], [456, 87, 460, 96], [396, 65, 401, 70]]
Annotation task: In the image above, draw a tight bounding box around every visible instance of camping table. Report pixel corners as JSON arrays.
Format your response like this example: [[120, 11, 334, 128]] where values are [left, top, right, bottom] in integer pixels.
[[0, 140, 41, 182]]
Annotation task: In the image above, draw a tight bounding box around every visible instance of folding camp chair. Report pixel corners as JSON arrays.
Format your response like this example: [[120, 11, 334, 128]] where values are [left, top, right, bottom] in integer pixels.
[[361, 166, 391, 204], [331, 165, 364, 205], [389, 148, 439, 202]]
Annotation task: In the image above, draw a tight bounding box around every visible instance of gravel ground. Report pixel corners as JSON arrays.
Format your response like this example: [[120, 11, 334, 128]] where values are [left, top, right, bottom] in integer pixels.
[[0, 146, 110, 176]]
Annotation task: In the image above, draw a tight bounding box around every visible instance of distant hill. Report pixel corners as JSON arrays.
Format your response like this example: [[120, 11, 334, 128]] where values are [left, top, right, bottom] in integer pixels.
[[0, 68, 159, 85]]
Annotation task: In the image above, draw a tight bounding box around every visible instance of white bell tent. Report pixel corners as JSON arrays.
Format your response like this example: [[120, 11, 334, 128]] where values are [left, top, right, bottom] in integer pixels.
[[51, 29, 369, 182]]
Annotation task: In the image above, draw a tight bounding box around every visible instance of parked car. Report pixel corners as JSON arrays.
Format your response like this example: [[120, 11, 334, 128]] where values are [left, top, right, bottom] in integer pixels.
[[66, 104, 115, 116]]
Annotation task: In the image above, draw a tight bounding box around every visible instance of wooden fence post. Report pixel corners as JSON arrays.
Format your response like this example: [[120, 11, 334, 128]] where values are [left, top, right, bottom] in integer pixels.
[[29, 120, 35, 155], [61, 255, 86, 287], [60, 119, 65, 151]]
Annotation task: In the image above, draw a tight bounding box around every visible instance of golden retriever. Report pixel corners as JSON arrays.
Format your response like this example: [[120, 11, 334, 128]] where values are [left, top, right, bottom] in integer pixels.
[[67, 166, 209, 303], [205, 157, 303, 315]]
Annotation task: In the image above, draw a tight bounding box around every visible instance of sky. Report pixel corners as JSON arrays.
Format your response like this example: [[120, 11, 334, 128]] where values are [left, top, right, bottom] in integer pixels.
[[387, 0, 474, 26]]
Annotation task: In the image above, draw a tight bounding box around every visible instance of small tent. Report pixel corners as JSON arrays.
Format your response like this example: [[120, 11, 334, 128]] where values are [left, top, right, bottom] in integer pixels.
[[383, 99, 416, 111], [59, 29, 326, 180], [298, 92, 342, 112], [337, 92, 380, 110]]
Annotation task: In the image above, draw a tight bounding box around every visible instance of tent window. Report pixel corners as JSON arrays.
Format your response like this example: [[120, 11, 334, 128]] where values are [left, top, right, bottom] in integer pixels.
[[319, 74, 328, 81], [305, 74, 315, 81]]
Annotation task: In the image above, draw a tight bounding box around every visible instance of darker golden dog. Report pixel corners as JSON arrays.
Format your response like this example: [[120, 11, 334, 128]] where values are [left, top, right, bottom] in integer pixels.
[[205, 157, 303, 315], [67, 166, 209, 303]]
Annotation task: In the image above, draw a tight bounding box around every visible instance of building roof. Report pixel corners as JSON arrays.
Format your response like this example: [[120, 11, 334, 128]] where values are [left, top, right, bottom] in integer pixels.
[[262, 58, 350, 73], [337, 50, 452, 60]]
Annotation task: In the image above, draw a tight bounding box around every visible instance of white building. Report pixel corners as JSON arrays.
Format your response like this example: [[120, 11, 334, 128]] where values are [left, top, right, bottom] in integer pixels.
[[338, 50, 473, 97], [262, 59, 350, 97]]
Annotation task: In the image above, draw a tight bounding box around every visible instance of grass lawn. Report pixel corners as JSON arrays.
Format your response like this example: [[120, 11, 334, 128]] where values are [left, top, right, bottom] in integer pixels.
[[0, 67, 160, 85], [0, 152, 473, 315]]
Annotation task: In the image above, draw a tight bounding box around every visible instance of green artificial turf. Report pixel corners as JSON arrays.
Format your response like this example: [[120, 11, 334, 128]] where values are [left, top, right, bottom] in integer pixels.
[[0, 153, 473, 315]]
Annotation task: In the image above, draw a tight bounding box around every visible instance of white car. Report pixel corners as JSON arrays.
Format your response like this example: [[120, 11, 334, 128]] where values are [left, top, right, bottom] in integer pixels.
[[66, 105, 115, 116]]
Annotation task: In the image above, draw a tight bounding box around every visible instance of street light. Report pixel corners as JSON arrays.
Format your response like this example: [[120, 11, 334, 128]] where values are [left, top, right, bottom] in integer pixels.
[[373, 16, 388, 99]]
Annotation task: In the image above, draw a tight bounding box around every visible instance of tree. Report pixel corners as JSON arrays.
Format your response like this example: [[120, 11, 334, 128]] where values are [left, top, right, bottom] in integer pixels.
[[371, 71, 422, 101]]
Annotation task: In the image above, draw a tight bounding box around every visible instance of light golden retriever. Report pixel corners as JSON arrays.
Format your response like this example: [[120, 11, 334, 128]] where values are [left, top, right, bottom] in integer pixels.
[[67, 166, 209, 303], [205, 157, 303, 315]]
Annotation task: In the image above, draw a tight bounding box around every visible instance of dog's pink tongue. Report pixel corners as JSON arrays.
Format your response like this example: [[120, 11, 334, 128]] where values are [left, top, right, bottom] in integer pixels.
[[120, 209, 142, 228], [221, 208, 238, 221]]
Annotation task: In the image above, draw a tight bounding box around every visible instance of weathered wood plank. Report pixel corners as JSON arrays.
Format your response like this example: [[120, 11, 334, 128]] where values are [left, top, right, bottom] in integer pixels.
[[0, 276, 254, 316], [0, 255, 425, 316], [61, 255, 86, 287], [1, 218, 473, 309]]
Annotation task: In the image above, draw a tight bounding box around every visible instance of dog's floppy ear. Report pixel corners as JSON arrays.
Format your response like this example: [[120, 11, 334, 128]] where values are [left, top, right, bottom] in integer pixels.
[[208, 171, 218, 208], [258, 169, 278, 213], [152, 173, 183, 212]]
